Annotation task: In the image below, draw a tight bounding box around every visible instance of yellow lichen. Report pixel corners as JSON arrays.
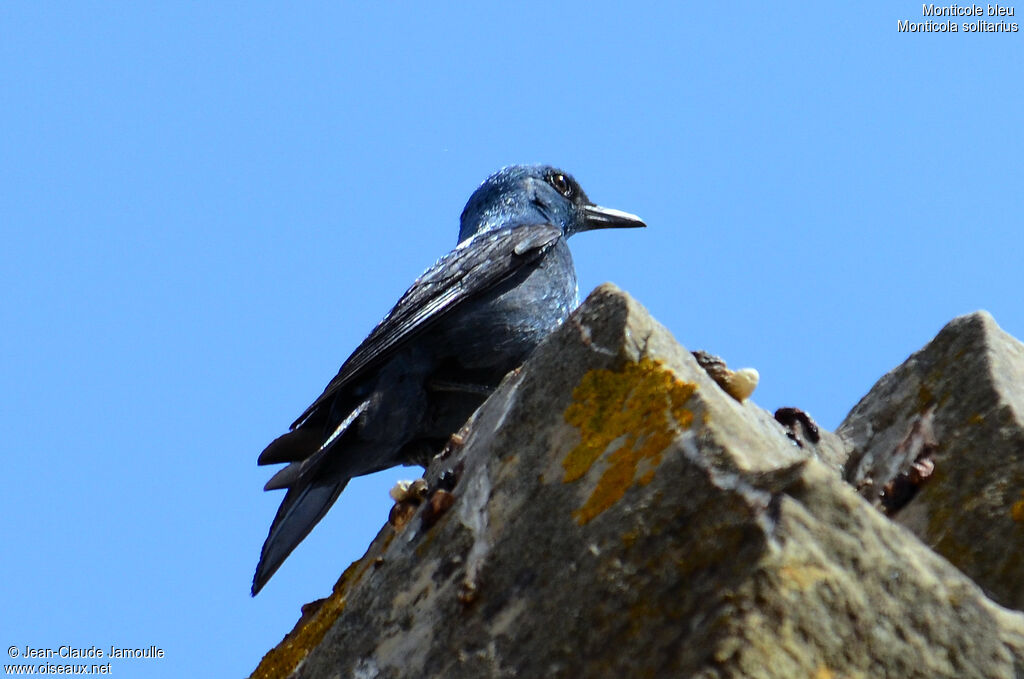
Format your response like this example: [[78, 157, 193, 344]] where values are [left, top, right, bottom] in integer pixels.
[[249, 531, 394, 679], [813, 665, 835, 679], [778, 563, 832, 591], [248, 570, 352, 679], [562, 358, 696, 524], [1011, 491, 1024, 523], [620, 529, 640, 548]]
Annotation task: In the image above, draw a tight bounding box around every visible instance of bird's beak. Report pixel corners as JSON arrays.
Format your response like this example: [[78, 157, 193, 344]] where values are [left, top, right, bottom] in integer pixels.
[[581, 204, 647, 232]]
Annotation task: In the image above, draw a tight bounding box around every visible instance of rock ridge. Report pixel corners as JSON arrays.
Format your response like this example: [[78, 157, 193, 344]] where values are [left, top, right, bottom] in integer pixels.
[[251, 286, 1024, 679]]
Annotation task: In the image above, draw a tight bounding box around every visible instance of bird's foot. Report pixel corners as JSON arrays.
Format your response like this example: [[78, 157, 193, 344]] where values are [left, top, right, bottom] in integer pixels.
[[388, 478, 429, 530], [387, 473, 460, 532], [420, 489, 455, 530], [389, 478, 429, 503]]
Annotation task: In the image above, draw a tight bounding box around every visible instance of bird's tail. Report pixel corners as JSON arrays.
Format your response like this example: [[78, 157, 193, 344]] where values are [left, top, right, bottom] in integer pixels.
[[251, 475, 349, 596], [252, 400, 373, 595]]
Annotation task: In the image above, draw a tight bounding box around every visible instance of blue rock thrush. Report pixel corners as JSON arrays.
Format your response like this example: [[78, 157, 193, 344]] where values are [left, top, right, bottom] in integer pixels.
[[252, 165, 644, 594]]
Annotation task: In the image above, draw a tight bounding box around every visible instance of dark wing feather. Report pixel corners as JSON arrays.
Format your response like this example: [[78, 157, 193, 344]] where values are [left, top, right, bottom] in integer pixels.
[[290, 224, 563, 429]]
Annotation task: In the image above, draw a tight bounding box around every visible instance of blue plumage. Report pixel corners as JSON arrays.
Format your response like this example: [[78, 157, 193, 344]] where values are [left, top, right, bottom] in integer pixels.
[[252, 165, 644, 595]]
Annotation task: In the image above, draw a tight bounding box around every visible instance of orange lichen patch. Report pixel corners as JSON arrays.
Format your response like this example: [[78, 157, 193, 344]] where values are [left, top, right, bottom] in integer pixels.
[[562, 358, 697, 525], [813, 665, 835, 679], [1011, 492, 1024, 523], [968, 413, 985, 425], [620, 528, 640, 548], [249, 532, 394, 679], [778, 563, 832, 591], [249, 571, 352, 679]]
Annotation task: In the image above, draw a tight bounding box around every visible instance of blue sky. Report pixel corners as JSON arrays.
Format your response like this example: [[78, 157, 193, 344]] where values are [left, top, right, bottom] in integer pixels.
[[2, 3, 1021, 676]]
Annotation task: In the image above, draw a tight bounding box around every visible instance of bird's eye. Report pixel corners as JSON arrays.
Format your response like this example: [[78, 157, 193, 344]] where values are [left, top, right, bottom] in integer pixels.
[[548, 173, 573, 198]]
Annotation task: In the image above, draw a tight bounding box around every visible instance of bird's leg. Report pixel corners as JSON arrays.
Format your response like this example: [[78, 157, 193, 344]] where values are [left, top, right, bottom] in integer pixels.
[[388, 478, 429, 530]]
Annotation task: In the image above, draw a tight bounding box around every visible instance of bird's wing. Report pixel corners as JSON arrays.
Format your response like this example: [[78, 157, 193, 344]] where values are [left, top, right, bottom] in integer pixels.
[[290, 223, 563, 429]]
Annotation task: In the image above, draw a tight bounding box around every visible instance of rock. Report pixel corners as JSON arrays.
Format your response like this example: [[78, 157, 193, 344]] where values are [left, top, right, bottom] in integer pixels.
[[250, 290, 1024, 679], [773, 406, 850, 474], [840, 311, 1024, 611], [691, 349, 760, 402]]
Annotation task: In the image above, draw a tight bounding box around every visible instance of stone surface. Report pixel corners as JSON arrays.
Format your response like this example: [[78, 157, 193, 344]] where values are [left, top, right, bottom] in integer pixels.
[[251, 290, 1024, 679], [840, 311, 1024, 611]]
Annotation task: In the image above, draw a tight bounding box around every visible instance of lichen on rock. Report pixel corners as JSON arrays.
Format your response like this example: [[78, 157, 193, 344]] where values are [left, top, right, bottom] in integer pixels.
[[562, 358, 697, 524], [250, 288, 1024, 679]]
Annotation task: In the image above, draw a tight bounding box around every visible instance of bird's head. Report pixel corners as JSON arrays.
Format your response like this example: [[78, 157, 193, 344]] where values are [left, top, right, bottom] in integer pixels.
[[458, 165, 645, 243]]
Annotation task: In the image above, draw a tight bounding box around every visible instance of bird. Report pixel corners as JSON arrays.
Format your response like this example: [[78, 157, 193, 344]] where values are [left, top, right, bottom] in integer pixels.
[[252, 164, 645, 595]]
